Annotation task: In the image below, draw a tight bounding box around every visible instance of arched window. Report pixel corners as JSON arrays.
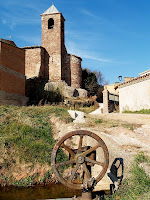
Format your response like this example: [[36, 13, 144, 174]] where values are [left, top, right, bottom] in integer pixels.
[[48, 18, 54, 29]]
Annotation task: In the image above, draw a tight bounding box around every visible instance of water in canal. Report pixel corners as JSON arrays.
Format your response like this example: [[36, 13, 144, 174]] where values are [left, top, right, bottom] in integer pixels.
[[0, 183, 81, 200]]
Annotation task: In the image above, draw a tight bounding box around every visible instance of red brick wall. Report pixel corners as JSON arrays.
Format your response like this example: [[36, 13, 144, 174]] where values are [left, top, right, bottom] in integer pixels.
[[0, 41, 25, 96], [0, 70, 25, 95], [0, 41, 25, 74], [23, 47, 45, 79]]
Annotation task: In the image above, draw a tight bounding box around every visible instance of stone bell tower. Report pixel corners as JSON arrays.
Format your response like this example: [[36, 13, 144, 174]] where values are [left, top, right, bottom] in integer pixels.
[[41, 4, 65, 81]]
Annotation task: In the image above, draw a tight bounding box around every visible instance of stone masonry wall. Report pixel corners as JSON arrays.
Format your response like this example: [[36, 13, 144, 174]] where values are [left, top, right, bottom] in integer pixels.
[[41, 13, 64, 82], [0, 41, 26, 96], [70, 54, 82, 88], [23, 47, 45, 79], [20, 10, 83, 90], [62, 53, 71, 86]]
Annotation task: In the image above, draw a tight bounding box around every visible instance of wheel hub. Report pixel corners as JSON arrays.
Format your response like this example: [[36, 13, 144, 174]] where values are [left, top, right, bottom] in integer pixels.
[[77, 156, 85, 164]]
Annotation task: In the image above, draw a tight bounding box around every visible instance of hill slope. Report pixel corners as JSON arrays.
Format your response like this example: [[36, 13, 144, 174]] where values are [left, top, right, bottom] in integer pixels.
[[0, 105, 71, 187]]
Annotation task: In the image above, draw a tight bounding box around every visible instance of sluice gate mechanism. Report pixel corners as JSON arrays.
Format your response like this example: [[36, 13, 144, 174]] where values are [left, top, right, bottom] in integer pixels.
[[51, 130, 109, 200]]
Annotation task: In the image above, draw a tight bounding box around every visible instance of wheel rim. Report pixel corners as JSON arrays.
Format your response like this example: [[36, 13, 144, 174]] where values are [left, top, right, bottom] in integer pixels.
[[51, 130, 109, 190]]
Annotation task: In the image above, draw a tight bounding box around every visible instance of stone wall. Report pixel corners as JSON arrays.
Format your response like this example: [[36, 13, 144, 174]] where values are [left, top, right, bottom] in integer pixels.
[[70, 54, 82, 88], [62, 53, 71, 86], [62, 53, 82, 88], [23, 47, 45, 79], [41, 13, 65, 82]]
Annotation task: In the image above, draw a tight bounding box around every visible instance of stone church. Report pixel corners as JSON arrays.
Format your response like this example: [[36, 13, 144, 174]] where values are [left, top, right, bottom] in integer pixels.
[[23, 4, 82, 88], [0, 4, 84, 105]]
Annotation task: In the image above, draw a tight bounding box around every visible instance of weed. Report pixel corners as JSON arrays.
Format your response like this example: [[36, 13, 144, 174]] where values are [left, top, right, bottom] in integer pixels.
[[12, 176, 35, 187], [122, 123, 134, 131], [123, 109, 150, 114], [94, 118, 134, 129], [95, 119, 103, 124], [135, 152, 149, 164]]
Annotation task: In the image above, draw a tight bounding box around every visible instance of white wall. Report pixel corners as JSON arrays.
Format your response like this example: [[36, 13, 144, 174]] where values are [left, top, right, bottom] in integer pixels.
[[119, 79, 150, 113]]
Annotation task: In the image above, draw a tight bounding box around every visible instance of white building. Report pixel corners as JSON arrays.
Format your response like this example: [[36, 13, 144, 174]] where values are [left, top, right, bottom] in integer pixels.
[[117, 70, 150, 113]]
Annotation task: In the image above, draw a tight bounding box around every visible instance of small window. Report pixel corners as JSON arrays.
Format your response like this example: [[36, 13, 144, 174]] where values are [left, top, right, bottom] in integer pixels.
[[61, 20, 64, 31], [48, 18, 54, 29]]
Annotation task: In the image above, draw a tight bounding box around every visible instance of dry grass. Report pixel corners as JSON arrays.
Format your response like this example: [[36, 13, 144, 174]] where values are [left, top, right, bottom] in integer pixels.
[[85, 115, 136, 131]]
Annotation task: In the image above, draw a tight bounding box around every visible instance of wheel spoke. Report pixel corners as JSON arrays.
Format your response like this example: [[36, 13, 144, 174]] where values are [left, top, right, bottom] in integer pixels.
[[85, 157, 104, 167], [80, 144, 100, 157], [56, 159, 76, 168], [82, 163, 91, 179], [61, 142, 75, 156], [78, 135, 83, 152], [69, 164, 80, 181]]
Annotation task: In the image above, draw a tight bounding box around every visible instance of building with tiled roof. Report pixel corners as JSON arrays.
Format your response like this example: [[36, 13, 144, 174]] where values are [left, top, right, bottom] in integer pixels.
[[117, 70, 150, 113]]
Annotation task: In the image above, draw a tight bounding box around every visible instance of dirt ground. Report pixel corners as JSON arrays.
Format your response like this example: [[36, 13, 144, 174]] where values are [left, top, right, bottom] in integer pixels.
[[99, 113, 150, 125], [89, 113, 150, 155], [50, 111, 150, 190]]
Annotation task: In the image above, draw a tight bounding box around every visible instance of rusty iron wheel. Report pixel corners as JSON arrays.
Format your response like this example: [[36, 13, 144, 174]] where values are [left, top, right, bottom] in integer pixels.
[[51, 130, 109, 190]]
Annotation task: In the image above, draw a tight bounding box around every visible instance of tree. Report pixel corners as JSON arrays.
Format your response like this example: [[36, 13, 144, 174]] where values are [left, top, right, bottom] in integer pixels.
[[93, 70, 106, 86], [82, 68, 106, 97]]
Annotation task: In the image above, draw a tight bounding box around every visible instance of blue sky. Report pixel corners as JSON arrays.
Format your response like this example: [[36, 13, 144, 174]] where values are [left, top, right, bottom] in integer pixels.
[[0, 0, 150, 84]]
